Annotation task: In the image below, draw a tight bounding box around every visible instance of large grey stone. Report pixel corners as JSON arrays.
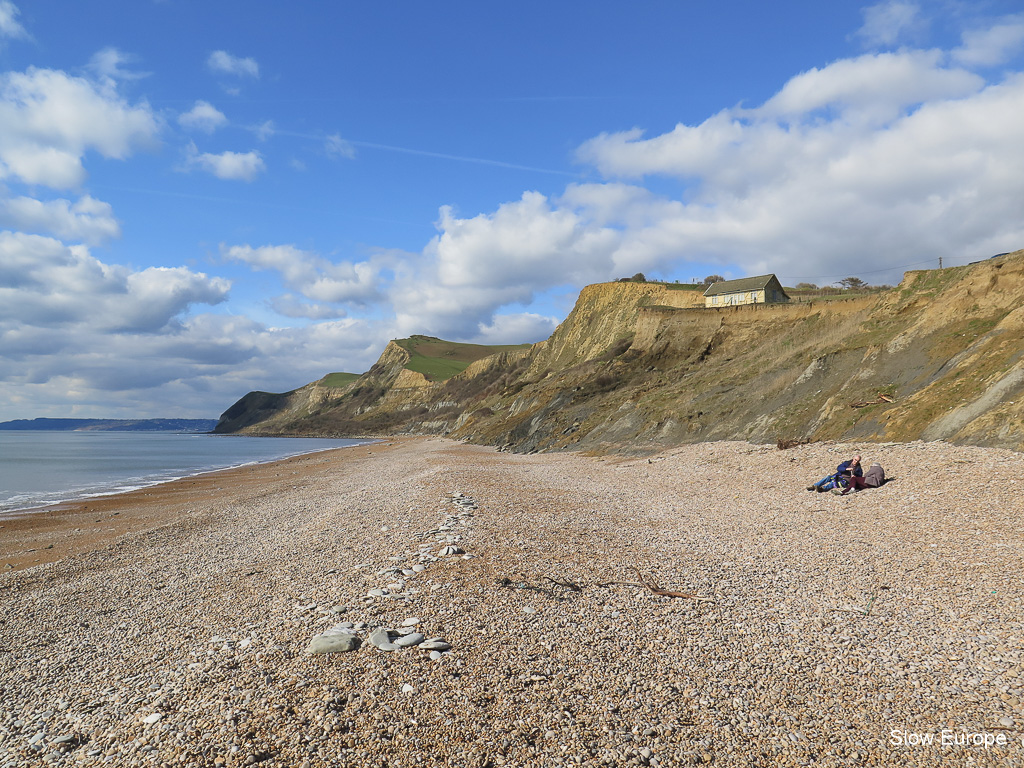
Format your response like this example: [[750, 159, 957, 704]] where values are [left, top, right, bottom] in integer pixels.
[[368, 627, 393, 648], [306, 634, 361, 654]]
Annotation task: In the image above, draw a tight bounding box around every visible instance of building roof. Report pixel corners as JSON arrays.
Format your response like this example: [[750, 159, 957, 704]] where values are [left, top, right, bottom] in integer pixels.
[[703, 274, 783, 297]]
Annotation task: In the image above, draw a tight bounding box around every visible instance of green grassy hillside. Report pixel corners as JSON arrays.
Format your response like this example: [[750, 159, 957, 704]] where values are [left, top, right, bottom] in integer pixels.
[[395, 335, 531, 381], [318, 372, 360, 388]]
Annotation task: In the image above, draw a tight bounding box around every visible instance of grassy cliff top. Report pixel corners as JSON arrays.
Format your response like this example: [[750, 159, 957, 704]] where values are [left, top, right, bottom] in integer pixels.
[[394, 335, 532, 381], [318, 372, 360, 388]]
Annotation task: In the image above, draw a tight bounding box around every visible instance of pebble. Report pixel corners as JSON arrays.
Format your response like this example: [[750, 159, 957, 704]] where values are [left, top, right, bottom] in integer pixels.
[[420, 640, 451, 651], [394, 633, 424, 648]]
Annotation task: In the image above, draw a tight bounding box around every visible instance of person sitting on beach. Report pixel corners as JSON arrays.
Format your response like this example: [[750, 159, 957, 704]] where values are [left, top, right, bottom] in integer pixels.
[[806, 455, 862, 492], [836, 461, 885, 495]]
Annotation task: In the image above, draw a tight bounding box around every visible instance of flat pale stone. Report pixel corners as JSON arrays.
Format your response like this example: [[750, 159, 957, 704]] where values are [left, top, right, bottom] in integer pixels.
[[420, 640, 451, 651], [305, 634, 361, 654], [394, 633, 424, 647]]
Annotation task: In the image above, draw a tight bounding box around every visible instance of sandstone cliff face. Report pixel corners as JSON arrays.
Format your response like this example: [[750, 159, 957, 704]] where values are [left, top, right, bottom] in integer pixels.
[[217, 251, 1024, 453], [527, 282, 704, 375]]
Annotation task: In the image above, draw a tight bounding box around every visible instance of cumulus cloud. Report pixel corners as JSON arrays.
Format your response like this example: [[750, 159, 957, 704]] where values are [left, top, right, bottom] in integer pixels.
[[756, 51, 982, 123], [184, 143, 265, 181], [562, 49, 1024, 285], [178, 100, 227, 133], [221, 243, 383, 305], [0, 66, 160, 189], [0, 0, 28, 43], [854, 1, 922, 48], [953, 16, 1024, 68], [0, 232, 346, 417], [0, 301, 390, 418], [207, 50, 259, 79], [0, 194, 121, 245], [384, 192, 620, 339], [0, 232, 230, 332]]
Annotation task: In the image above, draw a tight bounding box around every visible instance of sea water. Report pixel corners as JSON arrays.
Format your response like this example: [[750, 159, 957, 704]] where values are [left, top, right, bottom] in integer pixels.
[[0, 430, 368, 514]]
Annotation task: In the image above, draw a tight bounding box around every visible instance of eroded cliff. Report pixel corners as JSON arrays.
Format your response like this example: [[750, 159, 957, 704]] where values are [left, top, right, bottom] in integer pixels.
[[216, 251, 1024, 453]]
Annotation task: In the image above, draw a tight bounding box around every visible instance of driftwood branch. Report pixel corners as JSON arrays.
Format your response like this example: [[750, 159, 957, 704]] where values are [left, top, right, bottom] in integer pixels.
[[631, 568, 716, 603], [494, 568, 715, 604], [540, 576, 583, 592]]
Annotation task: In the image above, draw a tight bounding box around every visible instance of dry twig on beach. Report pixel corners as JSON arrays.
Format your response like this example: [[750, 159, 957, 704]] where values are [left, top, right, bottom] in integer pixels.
[[631, 568, 716, 603]]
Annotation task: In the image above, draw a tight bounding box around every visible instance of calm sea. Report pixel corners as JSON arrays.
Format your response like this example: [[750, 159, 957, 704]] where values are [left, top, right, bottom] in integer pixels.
[[0, 431, 368, 514]]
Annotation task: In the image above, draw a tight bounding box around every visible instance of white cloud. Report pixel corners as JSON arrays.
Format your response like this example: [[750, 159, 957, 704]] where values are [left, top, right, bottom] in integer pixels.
[[178, 100, 227, 133], [756, 51, 982, 123], [384, 192, 620, 339], [0, 194, 121, 245], [0, 66, 160, 189], [855, 1, 921, 48], [184, 143, 265, 181], [953, 16, 1024, 68], [325, 134, 355, 159], [0, 231, 340, 417], [254, 120, 275, 141], [0, 0, 27, 43], [432, 192, 616, 289], [221, 243, 383, 304], [207, 50, 259, 79], [566, 54, 1024, 285], [470, 313, 558, 345], [0, 232, 230, 333], [88, 48, 148, 82], [269, 294, 348, 320]]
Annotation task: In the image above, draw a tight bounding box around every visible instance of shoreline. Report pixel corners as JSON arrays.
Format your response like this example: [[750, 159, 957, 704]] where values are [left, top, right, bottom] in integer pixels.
[[0, 433, 375, 519], [0, 438, 393, 572]]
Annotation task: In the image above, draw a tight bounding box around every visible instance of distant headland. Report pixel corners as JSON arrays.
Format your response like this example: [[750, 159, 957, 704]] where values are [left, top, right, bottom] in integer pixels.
[[0, 418, 217, 433]]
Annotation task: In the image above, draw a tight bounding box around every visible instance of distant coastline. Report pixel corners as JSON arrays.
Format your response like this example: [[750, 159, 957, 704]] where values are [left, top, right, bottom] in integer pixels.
[[0, 417, 217, 433]]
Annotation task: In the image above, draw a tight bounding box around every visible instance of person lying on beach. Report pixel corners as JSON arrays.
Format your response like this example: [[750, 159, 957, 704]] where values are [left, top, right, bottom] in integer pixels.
[[806, 455, 862, 492], [835, 462, 885, 495]]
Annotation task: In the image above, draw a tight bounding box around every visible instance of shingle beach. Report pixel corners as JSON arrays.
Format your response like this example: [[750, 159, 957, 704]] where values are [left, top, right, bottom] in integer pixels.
[[1, 437, 1023, 767]]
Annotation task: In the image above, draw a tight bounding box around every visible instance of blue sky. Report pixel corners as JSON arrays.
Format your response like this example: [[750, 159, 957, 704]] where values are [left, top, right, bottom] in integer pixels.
[[1, 0, 1023, 420]]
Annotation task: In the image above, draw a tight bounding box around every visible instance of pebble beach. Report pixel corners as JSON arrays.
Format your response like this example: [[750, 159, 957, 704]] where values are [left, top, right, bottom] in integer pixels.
[[1, 436, 1023, 767]]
